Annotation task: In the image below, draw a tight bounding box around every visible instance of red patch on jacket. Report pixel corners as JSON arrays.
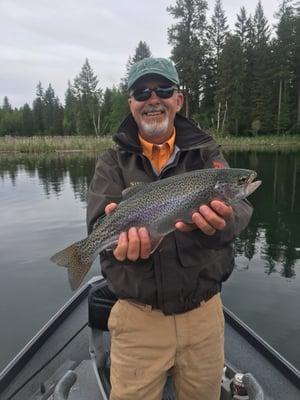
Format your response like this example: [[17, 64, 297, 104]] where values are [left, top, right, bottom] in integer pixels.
[[212, 160, 225, 169]]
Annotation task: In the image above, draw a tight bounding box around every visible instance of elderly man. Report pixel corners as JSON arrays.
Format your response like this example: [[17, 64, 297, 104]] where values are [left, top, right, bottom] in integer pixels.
[[87, 57, 252, 400]]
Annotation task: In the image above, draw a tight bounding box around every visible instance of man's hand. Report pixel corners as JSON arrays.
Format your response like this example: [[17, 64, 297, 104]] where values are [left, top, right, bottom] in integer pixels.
[[105, 203, 152, 262], [175, 200, 233, 236]]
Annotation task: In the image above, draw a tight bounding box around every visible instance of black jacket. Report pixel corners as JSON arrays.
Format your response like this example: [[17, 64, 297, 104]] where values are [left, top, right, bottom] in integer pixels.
[[86, 113, 253, 314]]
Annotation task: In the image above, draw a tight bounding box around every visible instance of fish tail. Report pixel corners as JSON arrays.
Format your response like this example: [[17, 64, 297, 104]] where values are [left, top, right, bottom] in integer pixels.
[[50, 239, 95, 290]]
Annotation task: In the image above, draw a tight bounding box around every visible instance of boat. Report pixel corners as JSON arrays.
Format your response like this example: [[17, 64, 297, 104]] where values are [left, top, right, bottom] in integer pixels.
[[0, 276, 299, 400]]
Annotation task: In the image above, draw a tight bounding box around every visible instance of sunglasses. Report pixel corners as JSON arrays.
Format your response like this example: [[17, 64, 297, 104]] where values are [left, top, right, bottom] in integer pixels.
[[131, 86, 178, 102]]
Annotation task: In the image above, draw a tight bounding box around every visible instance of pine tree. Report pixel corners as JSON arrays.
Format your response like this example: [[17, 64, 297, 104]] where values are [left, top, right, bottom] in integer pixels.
[[21, 103, 35, 136], [273, 0, 296, 134], [249, 1, 273, 134], [3, 96, 12, 112], [63, 81, 78, 134], [209, 0, 229, 64], [43, 84, 56, 134], [131, 41, 152, 65], [32, 82, 45, 134], [235, 7, 248, 48], [216, 35, 245, 135], [40, 84, 64, 135], [0, 98, 21, 135], [202, 0, 229, 127], [108, 88, 129, 132], [73, 59, 102, 135], [168, 0, 208, 118], [100, 88, 114, 134], [121, 41, 152, 90], [240, 15, 256, 132], [52, 100, 64, 135]]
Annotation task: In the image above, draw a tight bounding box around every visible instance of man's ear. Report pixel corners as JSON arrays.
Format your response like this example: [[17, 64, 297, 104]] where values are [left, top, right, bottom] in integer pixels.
[[128, 97, 132, 109], [176, 92, 184, 112]]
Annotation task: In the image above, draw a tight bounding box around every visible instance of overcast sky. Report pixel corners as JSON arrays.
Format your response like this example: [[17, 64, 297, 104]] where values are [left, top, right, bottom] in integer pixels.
[[0, 0, 281, 108]]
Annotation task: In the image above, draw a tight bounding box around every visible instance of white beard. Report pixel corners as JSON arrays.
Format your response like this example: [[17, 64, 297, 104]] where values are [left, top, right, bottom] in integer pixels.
[[140, 117, 169, 138]]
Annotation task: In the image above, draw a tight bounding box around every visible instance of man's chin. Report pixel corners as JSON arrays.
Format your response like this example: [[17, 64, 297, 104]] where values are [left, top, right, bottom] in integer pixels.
[[140, 121, 169, 138]]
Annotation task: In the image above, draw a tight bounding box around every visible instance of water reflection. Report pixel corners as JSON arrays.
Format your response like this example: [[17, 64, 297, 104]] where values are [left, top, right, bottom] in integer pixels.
[[225, 150, 300, 279], [0, 153, 96, 201]]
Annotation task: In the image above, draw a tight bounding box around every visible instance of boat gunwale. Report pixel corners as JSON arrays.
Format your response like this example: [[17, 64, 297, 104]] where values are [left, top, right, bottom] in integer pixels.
[[224, 306, 300, 388], [0, 276, 101, 393]]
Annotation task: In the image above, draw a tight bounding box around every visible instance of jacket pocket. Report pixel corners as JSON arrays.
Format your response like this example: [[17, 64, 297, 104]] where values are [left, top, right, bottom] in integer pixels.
[[174, 230, 234, 281]]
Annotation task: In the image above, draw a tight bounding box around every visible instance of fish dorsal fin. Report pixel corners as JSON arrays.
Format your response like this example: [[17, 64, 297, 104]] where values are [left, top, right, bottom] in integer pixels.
[[122, 182, 147, 200]]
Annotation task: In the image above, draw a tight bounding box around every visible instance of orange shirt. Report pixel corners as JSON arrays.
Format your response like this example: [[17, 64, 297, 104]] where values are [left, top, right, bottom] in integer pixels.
[[139, 128, 176, 173]]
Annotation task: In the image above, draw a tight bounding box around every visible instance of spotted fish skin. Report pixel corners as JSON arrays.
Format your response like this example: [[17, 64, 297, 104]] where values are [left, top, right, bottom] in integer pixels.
[[51, 168, 261, 290]]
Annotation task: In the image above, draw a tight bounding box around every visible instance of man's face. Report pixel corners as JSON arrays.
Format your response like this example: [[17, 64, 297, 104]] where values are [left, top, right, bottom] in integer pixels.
[[128, 78, 184, 144]]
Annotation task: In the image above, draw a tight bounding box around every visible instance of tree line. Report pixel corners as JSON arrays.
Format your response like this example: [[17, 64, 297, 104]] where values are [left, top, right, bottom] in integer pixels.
[[0, 0, 299, 137]]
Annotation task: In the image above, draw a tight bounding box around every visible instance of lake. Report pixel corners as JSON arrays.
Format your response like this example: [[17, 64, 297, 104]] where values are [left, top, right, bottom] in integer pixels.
[[0, 149, 299, 373]]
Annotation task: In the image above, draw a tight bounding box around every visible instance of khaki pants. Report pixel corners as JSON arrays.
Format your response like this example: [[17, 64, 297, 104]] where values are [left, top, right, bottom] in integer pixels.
[[108, 294, 224, 400]]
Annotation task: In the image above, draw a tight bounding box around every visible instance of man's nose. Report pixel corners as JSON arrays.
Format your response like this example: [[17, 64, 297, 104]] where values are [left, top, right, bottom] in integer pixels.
[[147, 90, 160, 103]]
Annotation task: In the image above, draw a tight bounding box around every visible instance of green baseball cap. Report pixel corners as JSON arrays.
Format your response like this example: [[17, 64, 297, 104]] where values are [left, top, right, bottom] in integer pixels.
[[127, 57, 180, 90]]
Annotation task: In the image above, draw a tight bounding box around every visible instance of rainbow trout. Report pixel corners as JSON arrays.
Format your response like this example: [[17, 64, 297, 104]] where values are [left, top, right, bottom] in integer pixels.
[[51, 168, 261, 290]]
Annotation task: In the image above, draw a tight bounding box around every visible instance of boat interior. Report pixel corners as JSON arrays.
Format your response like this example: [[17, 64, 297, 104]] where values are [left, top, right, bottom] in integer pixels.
[[0, 277, 299, 400]]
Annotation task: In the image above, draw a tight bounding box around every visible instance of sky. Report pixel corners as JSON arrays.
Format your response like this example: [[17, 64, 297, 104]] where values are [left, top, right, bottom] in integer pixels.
[[0, 0, 281, 108]]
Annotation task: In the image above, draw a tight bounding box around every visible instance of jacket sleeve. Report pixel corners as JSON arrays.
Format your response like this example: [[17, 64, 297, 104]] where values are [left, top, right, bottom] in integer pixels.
[[199, 141, 253, 248], [86, 149, 124, 235]]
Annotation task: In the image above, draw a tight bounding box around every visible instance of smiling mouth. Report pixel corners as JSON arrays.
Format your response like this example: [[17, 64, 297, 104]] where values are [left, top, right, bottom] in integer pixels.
[[144, 111, 165, 117], [142, 105, 166, 118]]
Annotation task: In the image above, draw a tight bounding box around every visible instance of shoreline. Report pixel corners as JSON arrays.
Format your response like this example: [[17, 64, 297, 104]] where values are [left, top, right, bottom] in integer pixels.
[[0, 135, 299, 153]]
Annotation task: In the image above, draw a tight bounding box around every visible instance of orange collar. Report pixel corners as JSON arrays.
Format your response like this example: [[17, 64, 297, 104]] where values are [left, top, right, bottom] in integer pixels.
[[139, 129, 176, 172]]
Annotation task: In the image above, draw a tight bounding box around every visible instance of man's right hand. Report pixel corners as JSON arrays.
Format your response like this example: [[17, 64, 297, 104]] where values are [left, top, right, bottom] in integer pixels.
[[105, 203, 151, 262]]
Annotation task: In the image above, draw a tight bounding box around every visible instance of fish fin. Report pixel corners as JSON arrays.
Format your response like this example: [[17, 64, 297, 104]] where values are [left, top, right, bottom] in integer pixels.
[[67, 262, 91, 291], [150, 236, 165, 253], [122, 182, 147, 200], [50, 239, 96, 290]]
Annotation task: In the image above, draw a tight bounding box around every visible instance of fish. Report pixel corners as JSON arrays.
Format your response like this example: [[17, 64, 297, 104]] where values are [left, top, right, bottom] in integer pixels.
[[51, 168, 261, 290]]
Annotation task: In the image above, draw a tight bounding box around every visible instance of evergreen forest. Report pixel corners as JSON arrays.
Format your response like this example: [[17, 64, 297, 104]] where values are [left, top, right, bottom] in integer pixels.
[[0, 0, 299, 137]]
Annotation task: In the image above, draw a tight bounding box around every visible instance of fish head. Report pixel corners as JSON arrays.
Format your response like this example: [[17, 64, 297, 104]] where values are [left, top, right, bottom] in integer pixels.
[[213, 168, 262, 204]]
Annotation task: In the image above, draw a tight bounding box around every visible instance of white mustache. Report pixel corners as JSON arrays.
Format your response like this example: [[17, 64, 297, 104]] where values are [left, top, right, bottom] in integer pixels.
[[141, 105, 166, 114]]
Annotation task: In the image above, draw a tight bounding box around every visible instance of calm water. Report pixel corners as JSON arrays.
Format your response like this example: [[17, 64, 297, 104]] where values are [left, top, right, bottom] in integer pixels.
[[0, 150, 300, 373]]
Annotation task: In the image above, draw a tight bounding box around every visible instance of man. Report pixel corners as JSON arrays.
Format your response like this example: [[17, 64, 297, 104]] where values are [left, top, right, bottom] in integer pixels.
[[87, 57, 253, 400]]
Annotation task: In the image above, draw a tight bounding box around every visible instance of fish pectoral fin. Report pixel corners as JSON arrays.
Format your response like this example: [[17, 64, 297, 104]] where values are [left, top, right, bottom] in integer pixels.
[[150, 236, 165, 253]]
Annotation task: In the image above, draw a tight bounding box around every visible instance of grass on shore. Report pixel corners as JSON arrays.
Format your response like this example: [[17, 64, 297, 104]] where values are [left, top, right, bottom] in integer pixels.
[[0, 135, 114, 153], [0, 134, 299, 153]]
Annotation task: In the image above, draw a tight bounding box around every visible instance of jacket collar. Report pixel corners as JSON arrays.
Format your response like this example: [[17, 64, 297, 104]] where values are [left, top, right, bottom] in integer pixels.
[[113, 113, 213, 153]]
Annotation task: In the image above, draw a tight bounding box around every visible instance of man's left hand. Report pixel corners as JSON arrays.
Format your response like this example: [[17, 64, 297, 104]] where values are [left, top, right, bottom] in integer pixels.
[[175, 200, 233, 236]]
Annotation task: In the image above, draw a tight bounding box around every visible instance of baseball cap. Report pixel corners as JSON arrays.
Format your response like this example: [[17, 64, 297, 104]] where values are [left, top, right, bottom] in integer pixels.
[[127, 57, 180, 90]]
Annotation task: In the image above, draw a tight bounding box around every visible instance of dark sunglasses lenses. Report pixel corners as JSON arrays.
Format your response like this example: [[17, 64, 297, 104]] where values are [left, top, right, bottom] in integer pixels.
[[133, 87, 176, 101]]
